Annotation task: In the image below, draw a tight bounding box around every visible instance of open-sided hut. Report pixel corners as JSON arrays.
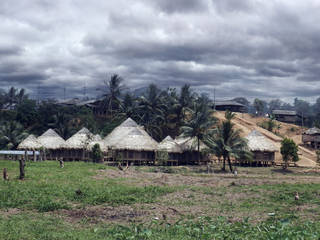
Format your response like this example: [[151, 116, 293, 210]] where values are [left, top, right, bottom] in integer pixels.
[[157, 136, 182, 165], [104, 118, 158, 164], [37, 129, 66, 160], [64, 128, 95, 161], [17, 134, 42, 161], [302, 127, 320, 149], [175, 136, 209, 165], [245, 130, 278, 166]]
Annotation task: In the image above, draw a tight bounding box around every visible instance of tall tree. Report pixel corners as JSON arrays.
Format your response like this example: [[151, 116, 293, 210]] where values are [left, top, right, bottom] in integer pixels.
[[205, 111, 251, 172], [181, 95, 216, 164], [101, 74, 125, 118], [136, 84, 166, 140]]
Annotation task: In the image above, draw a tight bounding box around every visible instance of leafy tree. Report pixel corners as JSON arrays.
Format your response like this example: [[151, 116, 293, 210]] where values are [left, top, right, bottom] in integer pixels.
[[253, 98, 266, 116], [0, 121, 28, 149], [280, 138, 299, 169], [91, 143, 103, 163], [205, 110, 251, 172], [181, 96, 216, 164], [268, 99, 283, 114]]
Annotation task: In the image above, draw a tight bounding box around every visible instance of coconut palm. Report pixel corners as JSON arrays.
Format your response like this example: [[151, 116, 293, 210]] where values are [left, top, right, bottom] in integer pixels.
[[181, 96, 216, 163], [0, 121, 28, 149], [136, 84, 167, 140], [100, 74, 125, 118], [205, 111, 251, 172]]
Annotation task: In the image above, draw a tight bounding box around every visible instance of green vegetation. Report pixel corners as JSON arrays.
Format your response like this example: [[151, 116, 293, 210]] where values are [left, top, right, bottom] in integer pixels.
[[280, 138, 299, 169], [1, 160, 320, 239], [91, 143, 103, 163], [0, 161, 175, 211]]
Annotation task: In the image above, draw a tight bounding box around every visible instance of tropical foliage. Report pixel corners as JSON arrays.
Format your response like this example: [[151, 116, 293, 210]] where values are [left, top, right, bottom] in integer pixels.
[[280, 138, 299, 169], [205, 111, 251, 172]]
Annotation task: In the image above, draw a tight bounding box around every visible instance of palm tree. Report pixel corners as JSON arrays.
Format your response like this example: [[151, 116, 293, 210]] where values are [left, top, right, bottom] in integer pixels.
[[181, 96, 216, 164], [119, 92, 137, 119], [100, 74, 125, 118], [0, 121, 28, 149], [205, 111, 251, 172], [136, 84, 167, 140]]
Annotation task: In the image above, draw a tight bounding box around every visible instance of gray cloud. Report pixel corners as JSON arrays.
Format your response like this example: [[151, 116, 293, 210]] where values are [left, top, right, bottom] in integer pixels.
[[0, 0, 319, 102]]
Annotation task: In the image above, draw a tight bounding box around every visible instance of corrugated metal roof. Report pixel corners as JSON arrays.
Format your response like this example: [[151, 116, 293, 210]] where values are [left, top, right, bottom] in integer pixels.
[[272, 110, 297, 115], [214, 101, 245, 107], [0, 150, 39, 155]]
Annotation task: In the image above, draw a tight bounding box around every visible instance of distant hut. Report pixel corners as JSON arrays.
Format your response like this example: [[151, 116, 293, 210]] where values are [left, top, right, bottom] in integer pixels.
[[245, 130, 278, 166], [104, 118, 158, 165], [17, 134, 42, 161], [157, 136, 182, 165], [272, 110, 305, 124], [175, 136, 209, 165], [213, 100, 246, 113], [37, 129, 66, 160], [302, 127, 320, 149], [64, 128, 95, 161]]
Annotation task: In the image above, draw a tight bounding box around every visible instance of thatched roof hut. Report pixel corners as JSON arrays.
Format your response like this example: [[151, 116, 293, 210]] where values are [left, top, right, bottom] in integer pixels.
[[17, 134, 42, 150], [246, 130, 278, 152], [111, 127, 158, 151], [37, 129, 66, 150], [65, 127, 94, 149], [103, 118, 140, 147], [304, 127, 320, 135], [175, 135, 208, 152], [157, 136, 182, 153]]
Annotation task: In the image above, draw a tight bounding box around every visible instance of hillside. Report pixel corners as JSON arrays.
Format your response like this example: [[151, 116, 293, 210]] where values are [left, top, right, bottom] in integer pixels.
[[214, 111, 317, 167]]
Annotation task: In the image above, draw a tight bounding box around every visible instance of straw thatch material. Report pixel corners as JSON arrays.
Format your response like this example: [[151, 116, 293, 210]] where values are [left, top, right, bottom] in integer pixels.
[[157, 136, 182, 153], [37, 129, 66, 150], [93, 134, 102, 141], [304, 127, 320, 135], [175, 135, 208, 151], [246, 130, 278, 152], [18, 134, 42, 150], [112, 127, 158, 151], [103, 118, 139, 147], [65, 127, 95, 149]]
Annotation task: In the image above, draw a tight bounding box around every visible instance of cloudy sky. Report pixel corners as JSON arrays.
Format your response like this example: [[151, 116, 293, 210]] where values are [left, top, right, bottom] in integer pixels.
[[1, 0, 320, 102]]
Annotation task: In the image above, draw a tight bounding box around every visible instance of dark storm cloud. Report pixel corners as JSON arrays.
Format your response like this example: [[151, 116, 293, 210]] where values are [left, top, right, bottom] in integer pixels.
[[0, 0, 320, 102]]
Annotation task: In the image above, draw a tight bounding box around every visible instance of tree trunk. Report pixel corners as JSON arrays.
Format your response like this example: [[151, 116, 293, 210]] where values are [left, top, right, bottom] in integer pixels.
[[19, 157, 25, 180], [33, 151, 36, 162], [222, 156, 226, 171], [197, 138, 200, 165], [3, 168, 8, 180], [227, 156, 233, 172]]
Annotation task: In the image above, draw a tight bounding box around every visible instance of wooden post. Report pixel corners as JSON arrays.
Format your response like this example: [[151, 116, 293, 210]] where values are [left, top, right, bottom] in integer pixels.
[[19, 156, 25, 180], [25, 150, 28, 162], [33, 151, 36, 162], [3, 168, 9, 180]]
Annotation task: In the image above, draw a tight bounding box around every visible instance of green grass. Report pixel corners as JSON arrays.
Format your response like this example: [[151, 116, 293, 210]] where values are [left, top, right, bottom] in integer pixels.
[[1, 160, 320, 239], [1, 213, 320, 240], [0, 161, 176, 211]]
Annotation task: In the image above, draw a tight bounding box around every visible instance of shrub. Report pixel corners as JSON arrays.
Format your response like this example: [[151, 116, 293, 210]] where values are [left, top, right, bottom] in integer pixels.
[[280, 138, 299, 169], [91, 143, 103, 163]]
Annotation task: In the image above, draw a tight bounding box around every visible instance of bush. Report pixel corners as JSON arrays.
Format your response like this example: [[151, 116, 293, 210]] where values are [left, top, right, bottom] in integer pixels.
[[280, 138, 299, 169], [91, 143, 103, 163]]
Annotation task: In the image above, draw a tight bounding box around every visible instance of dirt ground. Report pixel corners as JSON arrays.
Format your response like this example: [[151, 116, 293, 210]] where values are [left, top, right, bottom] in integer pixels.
[[55, 166, 320, 225]]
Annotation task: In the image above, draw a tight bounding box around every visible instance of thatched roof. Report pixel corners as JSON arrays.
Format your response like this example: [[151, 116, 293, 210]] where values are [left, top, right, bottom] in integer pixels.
[[246, 130, 278, 152], [175, 135, 209, 152], [304, 127, 320, 135], [111, 127, 158, 151], [103, 118, 139, 147], [157, 136, 182, 153], [65, 127, 94, 149], [93, 134, 102, 141], [37, 129, 66, 150], [17, 134, 42, 150]]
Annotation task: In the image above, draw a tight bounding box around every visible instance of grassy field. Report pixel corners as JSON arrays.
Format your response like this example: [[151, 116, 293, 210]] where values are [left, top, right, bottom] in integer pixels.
[[1, 160, 320, 239]]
